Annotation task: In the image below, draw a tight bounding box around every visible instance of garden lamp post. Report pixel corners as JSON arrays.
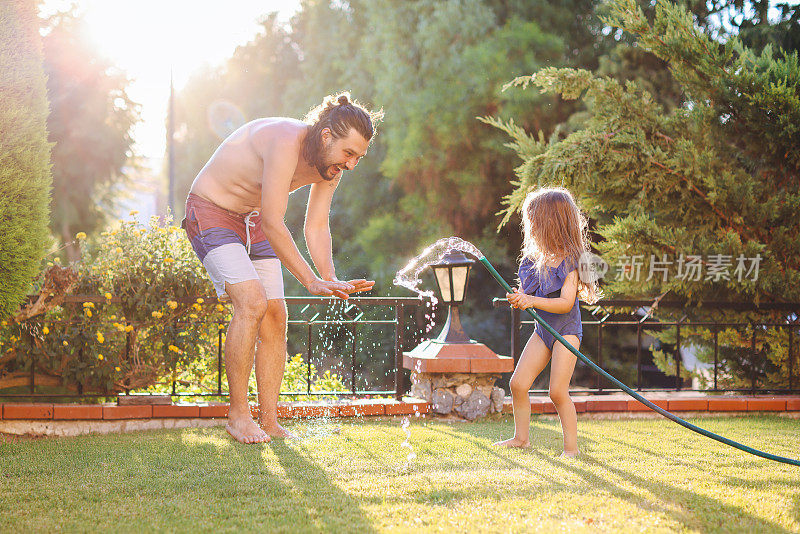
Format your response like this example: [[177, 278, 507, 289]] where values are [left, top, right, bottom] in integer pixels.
[[402, 249, 513, 419], [430, 251, 474, 343]]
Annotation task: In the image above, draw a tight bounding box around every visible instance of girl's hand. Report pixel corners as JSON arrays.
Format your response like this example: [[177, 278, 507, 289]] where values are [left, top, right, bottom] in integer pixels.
[[506, 289, 534, 309]]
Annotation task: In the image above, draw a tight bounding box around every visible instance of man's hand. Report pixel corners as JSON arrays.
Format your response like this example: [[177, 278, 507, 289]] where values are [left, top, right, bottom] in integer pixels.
[[507, 288, 535, 310], [343, 279, 375, 294], [306, 279, 356, 300]]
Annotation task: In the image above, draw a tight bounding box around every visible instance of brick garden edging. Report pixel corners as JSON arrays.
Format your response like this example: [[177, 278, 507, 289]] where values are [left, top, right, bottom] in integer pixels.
[[3, 395, 799, 421], [0, 399, 429, 422], [1, 395, 798, 436], [503, 394, 800, 415]]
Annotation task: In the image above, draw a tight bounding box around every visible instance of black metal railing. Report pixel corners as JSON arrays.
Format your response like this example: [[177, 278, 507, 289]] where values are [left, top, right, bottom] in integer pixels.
[[495, 299, 800, 395], [5, 295, 799, 401], [2, 295, 427, 401]]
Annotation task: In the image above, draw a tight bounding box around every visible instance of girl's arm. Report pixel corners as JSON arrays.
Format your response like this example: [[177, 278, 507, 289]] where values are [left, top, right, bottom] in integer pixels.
[[507, 270, 579, 313]]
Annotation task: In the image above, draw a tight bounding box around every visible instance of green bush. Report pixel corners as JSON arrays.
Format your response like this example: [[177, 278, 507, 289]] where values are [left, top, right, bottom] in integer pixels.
[[0, 1, 53, 318]]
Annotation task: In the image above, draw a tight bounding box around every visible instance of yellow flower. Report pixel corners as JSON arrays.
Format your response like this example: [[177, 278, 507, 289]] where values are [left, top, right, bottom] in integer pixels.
[[168, 345, 181, 353], [164, 257, 175, 263], [114, 323, 125, 332], [110, 315, 117, 320], [115, 247, 123, 254], [192, 303, 201, 311], [190, 313, 198, 319], [42, 326, 49, 335], [83, 302, 95, 308], [97, 354, 104, 360], [76, 232, 87, 240], [129, 210, 139, 216], [0, 321, 6, 326], [196, 298, 204, 304], [53, 257, 61, 264], [216, 304, 225, 312], [125, 325, 133, 332], [62, 340, 68, 346], [96, 332, 104, 343], [47, 261, 53, 267], [151, 311, 163, 319], [167, 300, 177, 309], [85, 310, 93, 318], [115, 366, 121, 372], [104, 292, 112, 300]]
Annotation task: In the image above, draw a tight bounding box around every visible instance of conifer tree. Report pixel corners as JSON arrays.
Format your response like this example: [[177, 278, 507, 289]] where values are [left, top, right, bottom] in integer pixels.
[[0, 1, 53, 318], [486, 0, 800, 389]]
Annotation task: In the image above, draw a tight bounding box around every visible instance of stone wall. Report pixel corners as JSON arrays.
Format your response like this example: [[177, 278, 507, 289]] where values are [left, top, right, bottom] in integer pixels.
[[410, 372, 504, 420]]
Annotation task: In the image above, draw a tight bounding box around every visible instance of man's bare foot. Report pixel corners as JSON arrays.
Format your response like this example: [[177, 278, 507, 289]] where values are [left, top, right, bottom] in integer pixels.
[[260, 421, 297, 439], [225, 416, 271, 444], [492, 437, 531, 449], [560, 449, 580, 458]]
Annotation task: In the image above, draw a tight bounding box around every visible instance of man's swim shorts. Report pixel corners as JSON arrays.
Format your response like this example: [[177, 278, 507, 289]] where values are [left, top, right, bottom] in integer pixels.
[[182, 192, 283, 300]]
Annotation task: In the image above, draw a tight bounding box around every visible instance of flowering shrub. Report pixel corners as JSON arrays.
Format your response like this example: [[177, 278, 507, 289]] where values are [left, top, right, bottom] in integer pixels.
[[0, 212, 346, 397], [0, 213, 223, 394], [279, 353, 349, 401]]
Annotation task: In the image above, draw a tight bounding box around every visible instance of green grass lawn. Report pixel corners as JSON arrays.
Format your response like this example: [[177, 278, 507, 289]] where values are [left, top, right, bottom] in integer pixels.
[[1, 414, 798, 533]]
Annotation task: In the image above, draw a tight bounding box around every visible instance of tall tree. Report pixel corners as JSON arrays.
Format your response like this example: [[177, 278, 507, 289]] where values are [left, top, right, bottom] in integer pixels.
[[42, 10, 138, 261], [0, 0, 53, 318], [361, 0, 607, 243]]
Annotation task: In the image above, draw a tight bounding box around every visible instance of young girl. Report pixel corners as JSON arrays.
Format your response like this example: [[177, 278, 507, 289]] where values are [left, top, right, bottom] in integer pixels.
[[494, 187, 600, 457]]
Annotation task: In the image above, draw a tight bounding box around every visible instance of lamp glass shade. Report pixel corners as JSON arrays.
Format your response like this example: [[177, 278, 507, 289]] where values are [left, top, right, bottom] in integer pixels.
[[433, 266, 453, 302], [451, 265, 470, 302]]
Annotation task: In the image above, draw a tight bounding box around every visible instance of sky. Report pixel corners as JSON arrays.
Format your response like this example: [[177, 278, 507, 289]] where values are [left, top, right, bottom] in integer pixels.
[[40, 0, 301, 162]]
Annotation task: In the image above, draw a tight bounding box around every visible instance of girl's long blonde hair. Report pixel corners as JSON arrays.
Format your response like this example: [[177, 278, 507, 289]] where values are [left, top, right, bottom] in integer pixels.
[[521, 187, 601, 304]]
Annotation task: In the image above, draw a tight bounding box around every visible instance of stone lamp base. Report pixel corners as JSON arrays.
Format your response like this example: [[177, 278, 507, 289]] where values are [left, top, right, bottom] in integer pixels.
[[410, 371, 505, 420], [403, 339, 513, 420]]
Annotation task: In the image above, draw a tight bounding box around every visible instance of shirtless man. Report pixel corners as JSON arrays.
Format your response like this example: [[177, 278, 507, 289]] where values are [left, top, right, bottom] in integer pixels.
[[182, 93, 381, 443]]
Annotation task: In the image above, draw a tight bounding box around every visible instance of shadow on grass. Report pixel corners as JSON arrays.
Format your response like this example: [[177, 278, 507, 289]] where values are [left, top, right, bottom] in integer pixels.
[[600, 433, 699, 469], [272, 440, 377, 533], [102, 427, 377, 531], [430, 422, 794, 533], [793, 492, 800, 523]]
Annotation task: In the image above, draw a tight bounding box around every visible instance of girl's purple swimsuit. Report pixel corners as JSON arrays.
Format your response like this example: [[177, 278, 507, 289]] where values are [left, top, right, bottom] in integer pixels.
[[518, 257, 583, 351]]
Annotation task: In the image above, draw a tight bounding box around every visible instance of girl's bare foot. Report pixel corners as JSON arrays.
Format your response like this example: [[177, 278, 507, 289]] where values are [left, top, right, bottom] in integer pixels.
[[493, 437, 531, 448], [260, 421, 297, 439], [225, 417, 271, 444], [560, 449, 580, 458]]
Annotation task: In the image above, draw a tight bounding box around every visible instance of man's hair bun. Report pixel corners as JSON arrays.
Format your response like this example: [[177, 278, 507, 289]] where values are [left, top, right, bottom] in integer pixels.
[[337, 95, 350, 106]]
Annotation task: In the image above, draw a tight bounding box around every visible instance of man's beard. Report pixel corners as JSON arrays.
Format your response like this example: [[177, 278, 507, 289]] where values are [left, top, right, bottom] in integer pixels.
[[313, 143, 341, 181]]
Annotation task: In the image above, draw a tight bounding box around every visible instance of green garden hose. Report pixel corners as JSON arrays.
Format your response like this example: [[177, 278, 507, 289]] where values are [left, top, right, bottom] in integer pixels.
[[479, 256, 800, 467]]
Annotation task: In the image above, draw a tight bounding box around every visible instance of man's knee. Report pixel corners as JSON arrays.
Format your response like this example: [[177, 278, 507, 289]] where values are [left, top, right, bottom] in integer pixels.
[[226, 280, 269, 322], [262, 300, 288, 331], [234, 295, 269, 323]]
